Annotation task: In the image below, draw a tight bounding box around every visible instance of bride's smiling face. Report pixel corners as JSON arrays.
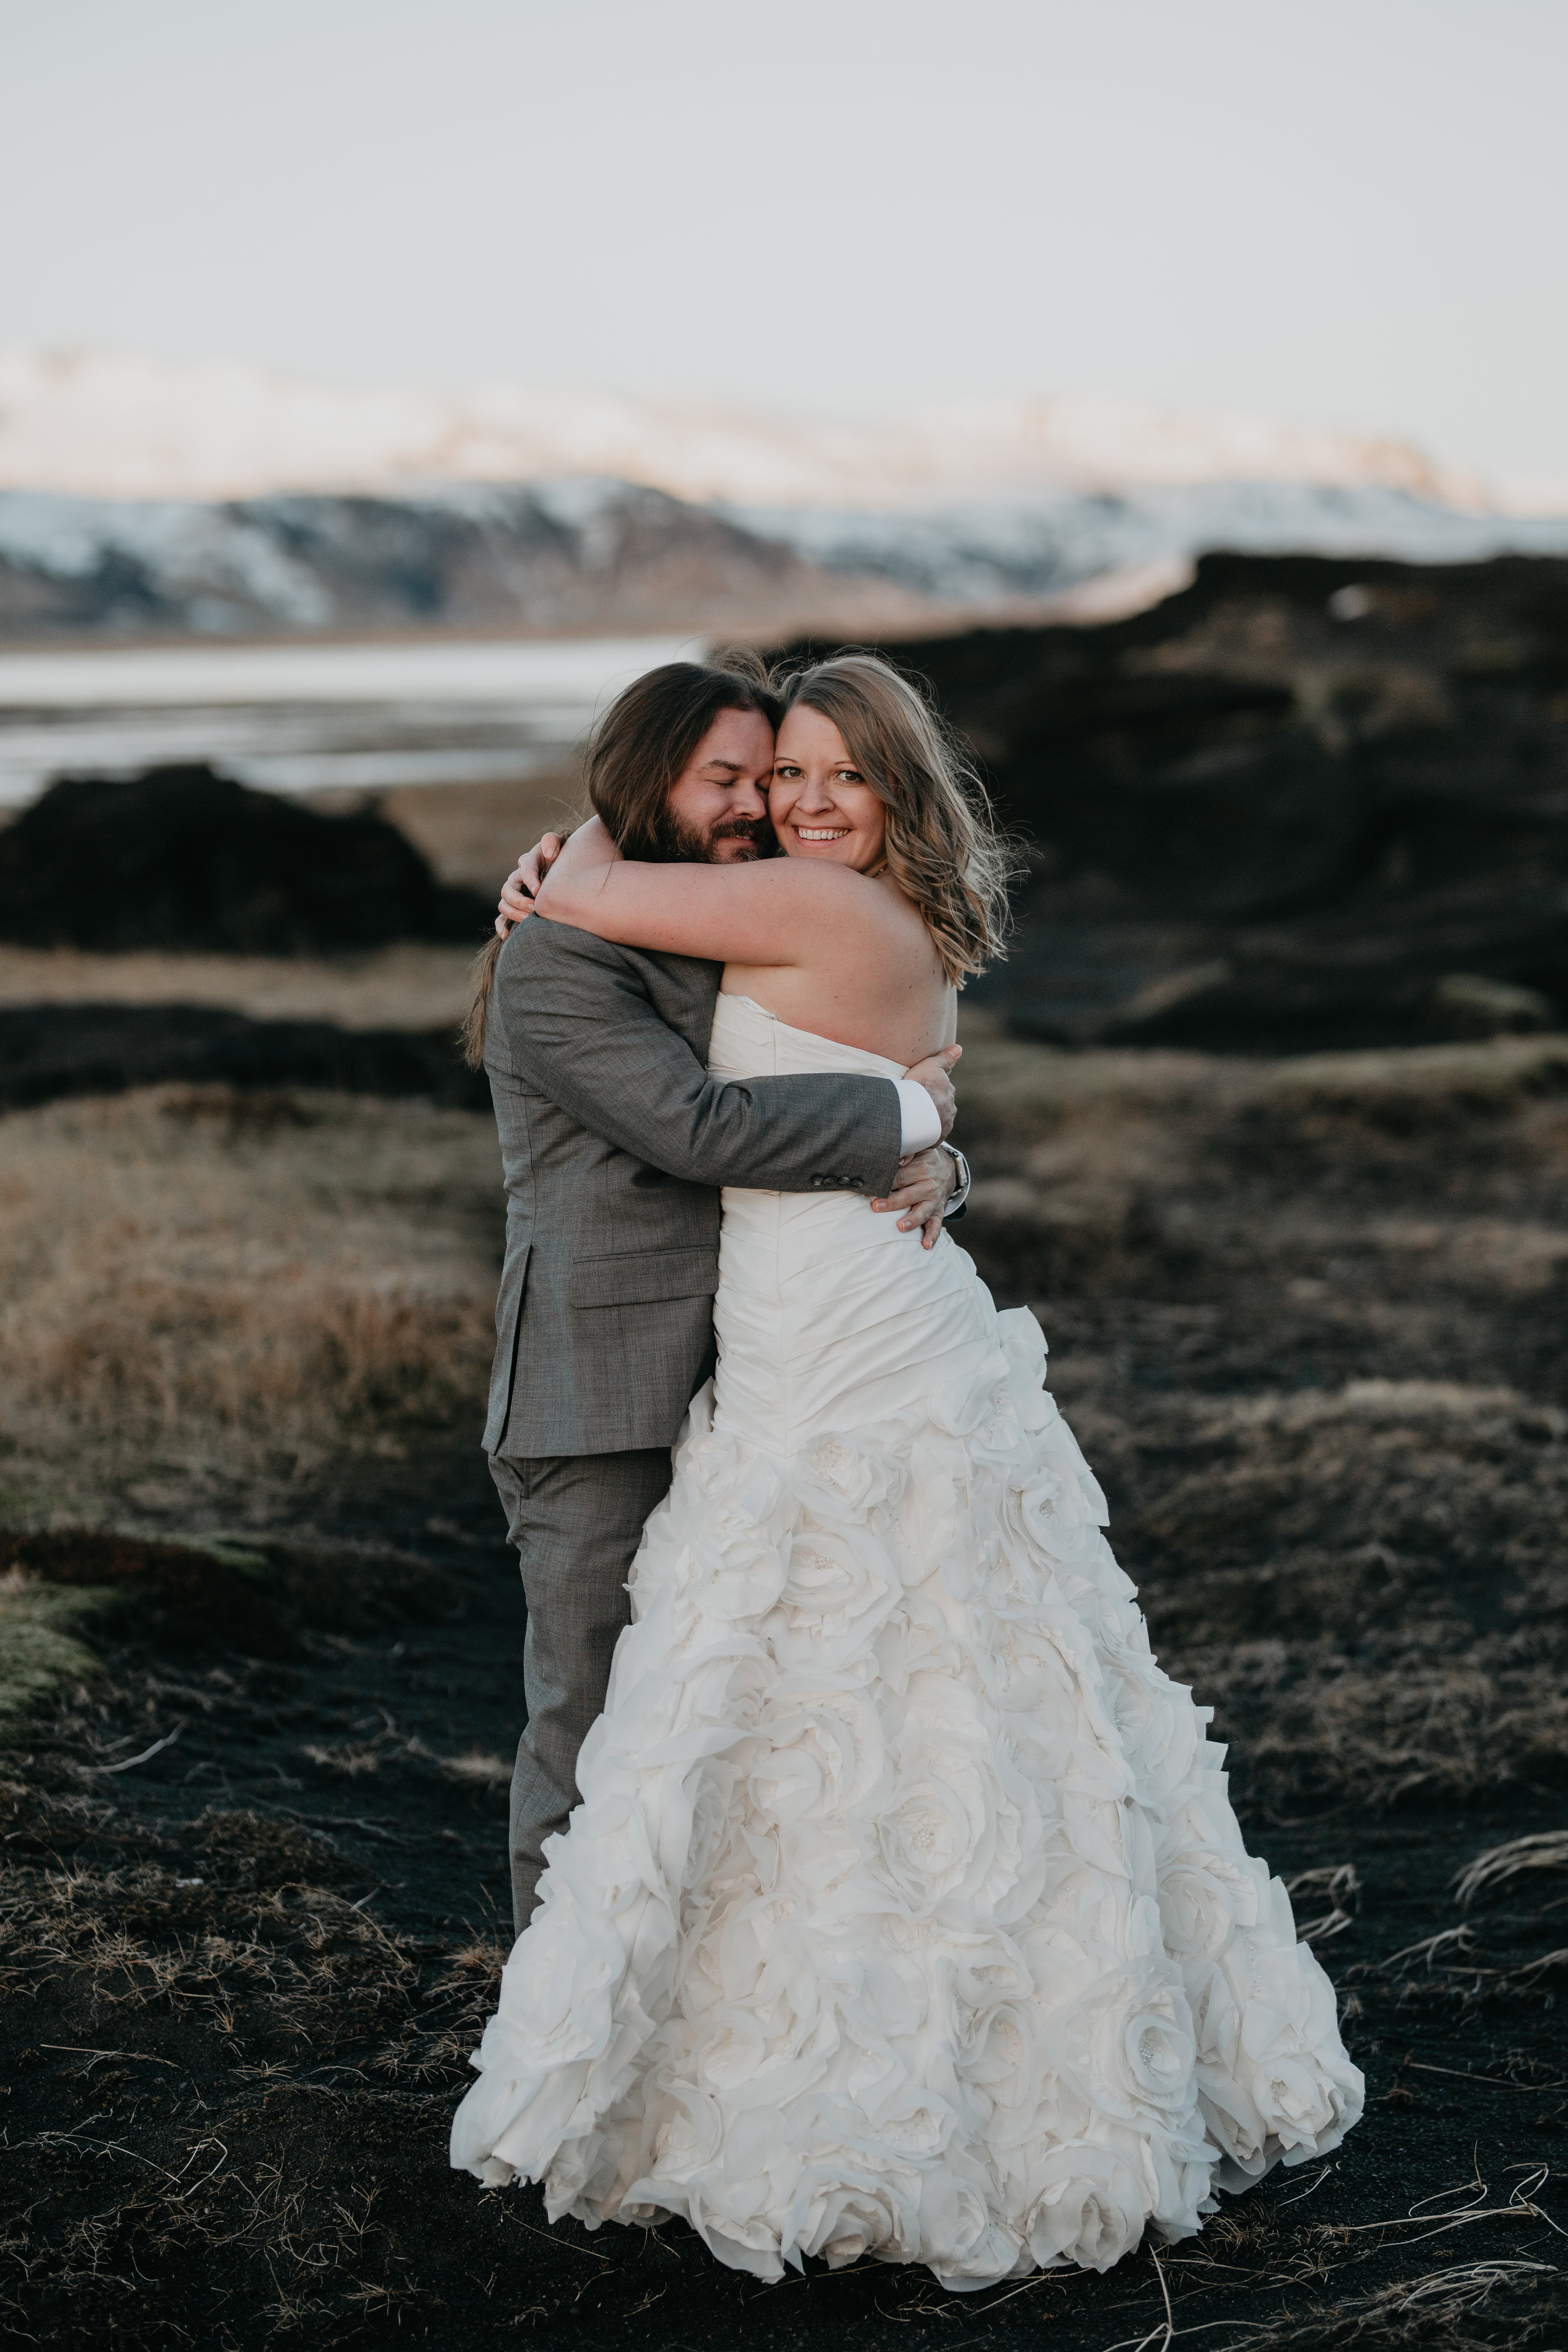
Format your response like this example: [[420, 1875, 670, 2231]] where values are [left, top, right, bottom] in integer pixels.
[[770, 704, 887, 871]]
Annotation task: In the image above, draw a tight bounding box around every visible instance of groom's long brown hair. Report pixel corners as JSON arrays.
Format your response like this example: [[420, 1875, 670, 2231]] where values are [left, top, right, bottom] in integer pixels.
[[463, 651, 778, 1067]]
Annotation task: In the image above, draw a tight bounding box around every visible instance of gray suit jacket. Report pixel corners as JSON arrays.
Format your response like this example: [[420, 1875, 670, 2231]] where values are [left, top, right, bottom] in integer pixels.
[[483, 919, 906, 1458]]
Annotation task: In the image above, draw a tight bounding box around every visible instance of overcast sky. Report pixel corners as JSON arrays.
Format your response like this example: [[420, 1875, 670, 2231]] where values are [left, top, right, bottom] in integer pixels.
[[4, 0, 1565, 484]]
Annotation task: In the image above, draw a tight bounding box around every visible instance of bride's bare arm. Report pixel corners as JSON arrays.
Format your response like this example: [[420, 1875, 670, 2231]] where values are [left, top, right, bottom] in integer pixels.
[[533, 815, 887, 967]]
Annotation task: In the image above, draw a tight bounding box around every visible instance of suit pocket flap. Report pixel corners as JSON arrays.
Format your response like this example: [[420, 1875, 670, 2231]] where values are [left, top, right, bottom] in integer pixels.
[[569, 1246, 719, 1310]]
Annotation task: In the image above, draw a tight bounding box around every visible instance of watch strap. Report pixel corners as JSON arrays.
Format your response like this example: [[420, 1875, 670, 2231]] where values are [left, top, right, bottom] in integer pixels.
[[939, 1141, 972, 1216]]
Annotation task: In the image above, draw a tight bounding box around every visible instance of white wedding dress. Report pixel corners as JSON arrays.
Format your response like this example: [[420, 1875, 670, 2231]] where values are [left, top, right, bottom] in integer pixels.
[[450, 993, 1362, 2286]]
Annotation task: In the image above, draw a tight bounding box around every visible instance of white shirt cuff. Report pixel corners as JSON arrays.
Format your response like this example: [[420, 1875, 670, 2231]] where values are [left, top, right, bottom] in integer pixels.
[[894, 1079, 942, 1156]]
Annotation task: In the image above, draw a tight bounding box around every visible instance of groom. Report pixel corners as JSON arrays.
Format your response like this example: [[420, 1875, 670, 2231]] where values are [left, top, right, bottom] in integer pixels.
[[477, 654, 963, 1934]]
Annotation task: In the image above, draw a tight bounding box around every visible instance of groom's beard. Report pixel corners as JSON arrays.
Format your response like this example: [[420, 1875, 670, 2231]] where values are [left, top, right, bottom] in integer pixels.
[[652, 809, 777, 864]]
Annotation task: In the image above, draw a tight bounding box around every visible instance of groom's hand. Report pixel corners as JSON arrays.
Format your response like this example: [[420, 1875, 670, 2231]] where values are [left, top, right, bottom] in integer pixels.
[[496, 834, 565, 938], [903, 1044, 961, 1139], [870, 1145, 957, 1249]]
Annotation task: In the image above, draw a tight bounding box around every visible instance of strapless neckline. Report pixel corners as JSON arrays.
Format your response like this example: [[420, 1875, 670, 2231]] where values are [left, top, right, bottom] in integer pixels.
[[714, 990, 910, 1080]]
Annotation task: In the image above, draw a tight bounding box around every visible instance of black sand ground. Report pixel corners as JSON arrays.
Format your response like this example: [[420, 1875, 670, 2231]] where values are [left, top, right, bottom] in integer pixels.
[[0, 1000, 490, 1113], [6, 1046, 1568, 2346], [5, 1471, 1564, 2349]]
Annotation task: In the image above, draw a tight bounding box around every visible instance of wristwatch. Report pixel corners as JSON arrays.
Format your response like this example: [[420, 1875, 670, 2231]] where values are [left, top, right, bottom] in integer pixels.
[[939, 1142, 971, 1219]]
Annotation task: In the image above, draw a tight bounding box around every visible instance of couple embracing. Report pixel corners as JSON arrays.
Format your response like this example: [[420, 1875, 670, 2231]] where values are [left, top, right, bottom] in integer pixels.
[[450, 649, 1362, 2287]]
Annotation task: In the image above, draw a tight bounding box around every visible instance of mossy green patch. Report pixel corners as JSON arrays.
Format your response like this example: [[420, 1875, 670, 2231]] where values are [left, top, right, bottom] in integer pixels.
[[0, 1578, 129, 1741], [0, 1525, 459, 1744]]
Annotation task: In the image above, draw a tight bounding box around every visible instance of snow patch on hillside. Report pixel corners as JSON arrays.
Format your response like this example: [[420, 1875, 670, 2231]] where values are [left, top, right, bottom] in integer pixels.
[[733, 482, 1568, 604]]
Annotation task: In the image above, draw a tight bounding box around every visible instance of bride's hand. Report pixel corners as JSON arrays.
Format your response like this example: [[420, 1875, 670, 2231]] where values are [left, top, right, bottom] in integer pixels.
[[496, 832, 565, 938], [869, 1145, 956, 1249], [903, 1044, 960, 1139]]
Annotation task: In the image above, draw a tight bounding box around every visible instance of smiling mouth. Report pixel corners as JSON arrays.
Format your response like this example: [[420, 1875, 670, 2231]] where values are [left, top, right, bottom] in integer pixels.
[[794, 825, 850, 842]]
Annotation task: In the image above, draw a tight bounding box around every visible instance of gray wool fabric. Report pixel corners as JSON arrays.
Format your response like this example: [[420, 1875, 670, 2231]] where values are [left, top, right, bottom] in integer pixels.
[[489, 1446, 675, 1933], [482, 918, 906, 1459], [482, 916, 906, 1932]]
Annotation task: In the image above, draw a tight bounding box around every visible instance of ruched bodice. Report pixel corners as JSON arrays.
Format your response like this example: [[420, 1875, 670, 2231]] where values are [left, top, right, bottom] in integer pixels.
[[452, 995, 1362, 2287], [707, 993, 985, 1449], [710, 988, 912, 1086]]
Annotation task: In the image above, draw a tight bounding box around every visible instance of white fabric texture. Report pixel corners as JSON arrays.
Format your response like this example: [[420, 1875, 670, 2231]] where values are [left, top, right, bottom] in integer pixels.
[[451, 993, 1363, 2286], [894, 1077, 944, 1155]]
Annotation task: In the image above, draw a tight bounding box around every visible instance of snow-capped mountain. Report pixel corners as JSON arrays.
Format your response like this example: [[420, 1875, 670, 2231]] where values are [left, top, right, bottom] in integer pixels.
[[3, 348, 1567, 641], [0, 346, 1535, 512], [731, 482, 1568, 607], [0, 479, 938, 641], [5, 470, 1567, 647]]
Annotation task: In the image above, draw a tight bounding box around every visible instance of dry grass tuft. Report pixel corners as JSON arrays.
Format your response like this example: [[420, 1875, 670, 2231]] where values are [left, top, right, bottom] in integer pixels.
[[301, 1740, 387, 1776], [0, 940, 484, 1030], [440, 1748, 512, 1788], [0, 1083, 502, 1509], [30, 1274, 483, 1431], [1454, 1833, 1568, 1912], [1284, 1863, 1361, 1944], [1223, 2259, 1560, 2349]]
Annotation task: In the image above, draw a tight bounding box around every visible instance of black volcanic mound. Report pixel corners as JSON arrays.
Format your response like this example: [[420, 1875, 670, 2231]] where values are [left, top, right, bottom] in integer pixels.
[[0, 1001, 490, 1113], [795, 551, 1568, 1051], [0, 763, 492, 955]]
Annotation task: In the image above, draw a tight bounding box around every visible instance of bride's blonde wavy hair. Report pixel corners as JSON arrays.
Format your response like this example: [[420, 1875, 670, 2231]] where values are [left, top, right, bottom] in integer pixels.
[[773, 653, 1012, 985]]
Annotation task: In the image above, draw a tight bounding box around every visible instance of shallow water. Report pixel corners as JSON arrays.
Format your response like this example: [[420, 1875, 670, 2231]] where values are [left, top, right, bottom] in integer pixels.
[[0, 632, 700, 804]]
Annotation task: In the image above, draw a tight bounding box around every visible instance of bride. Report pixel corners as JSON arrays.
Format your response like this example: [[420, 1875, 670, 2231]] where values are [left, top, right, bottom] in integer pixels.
[[449, 654, 1362, 2286]]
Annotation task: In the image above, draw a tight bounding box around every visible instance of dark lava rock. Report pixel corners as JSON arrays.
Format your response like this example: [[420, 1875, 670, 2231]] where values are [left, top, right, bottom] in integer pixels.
[[0, 1000, 490, 1113], [0, 763, 492, 954], [810, 551, 1568, 1051]]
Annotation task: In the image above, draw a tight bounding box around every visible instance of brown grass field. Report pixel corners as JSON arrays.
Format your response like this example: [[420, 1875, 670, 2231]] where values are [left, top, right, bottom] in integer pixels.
[[0, 940, 484, 1030], [2, 997, 1567, 2344], [0, 1086, 502, 1525]]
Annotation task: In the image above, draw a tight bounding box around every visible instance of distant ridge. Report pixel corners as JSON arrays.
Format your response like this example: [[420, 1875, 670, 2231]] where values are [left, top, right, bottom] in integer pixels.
[[4, 474, 1568, 644], [0, 481, 943, 643], [3, 350, 1568, 640]]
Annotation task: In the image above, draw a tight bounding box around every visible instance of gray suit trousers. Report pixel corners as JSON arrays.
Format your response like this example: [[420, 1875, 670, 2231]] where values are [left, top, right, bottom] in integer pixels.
[[489, 1446, 674, 1936]]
